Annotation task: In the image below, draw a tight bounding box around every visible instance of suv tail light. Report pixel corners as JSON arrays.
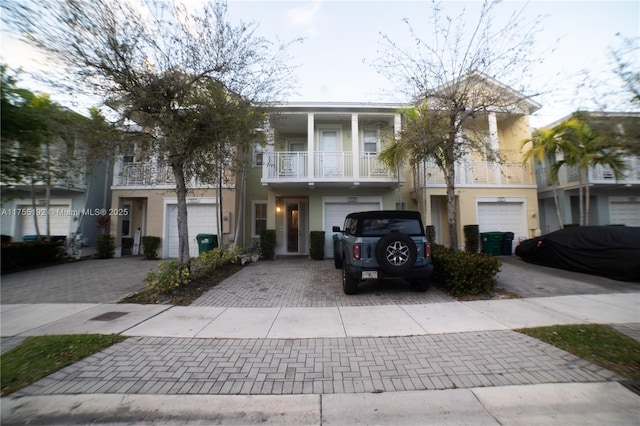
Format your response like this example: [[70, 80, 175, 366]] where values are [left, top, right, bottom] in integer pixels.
[[424, 242, 431, 258], [353, 243, 361, 260]]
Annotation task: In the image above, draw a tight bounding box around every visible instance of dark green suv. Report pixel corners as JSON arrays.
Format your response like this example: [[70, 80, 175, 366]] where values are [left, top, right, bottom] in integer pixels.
[[332, 210, 434, 295]]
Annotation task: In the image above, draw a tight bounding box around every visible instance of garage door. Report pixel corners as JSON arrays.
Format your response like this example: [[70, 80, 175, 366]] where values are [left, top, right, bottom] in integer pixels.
[[610, 201, 640, 226], [324, 202, 380, 258], [477, 202, 525, 247], [166, 204, 218, 258], [21, 204, 71, 238]]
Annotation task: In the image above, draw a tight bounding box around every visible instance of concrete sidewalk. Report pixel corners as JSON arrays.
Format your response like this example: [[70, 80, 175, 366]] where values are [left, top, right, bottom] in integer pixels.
[[2, 293, 639, 339], [3, 382, 639, 425]]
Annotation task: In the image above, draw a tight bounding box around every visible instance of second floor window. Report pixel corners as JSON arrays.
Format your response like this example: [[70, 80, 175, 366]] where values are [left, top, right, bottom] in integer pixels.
[[362, 129, 379, 154]]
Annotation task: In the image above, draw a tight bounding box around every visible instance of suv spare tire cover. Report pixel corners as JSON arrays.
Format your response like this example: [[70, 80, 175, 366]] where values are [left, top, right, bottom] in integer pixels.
[[375, 232, 417, 275]]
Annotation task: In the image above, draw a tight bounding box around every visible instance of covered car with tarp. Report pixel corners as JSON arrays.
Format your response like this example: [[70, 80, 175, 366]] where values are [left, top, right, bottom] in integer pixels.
[[515, 226, 640, 282]]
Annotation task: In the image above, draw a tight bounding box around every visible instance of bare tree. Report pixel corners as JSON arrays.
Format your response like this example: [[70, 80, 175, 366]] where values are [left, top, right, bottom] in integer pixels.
[[374, 0, 543, 250], [4, 0, 297, 271]]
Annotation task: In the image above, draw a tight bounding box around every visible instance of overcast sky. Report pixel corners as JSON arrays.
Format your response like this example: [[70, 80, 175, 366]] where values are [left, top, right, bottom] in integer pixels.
[[2, 0, 638, 127]]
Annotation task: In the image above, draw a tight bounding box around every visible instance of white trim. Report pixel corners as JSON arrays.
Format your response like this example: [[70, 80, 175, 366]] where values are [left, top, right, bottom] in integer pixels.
[[360, 127, 381, 153], [251, 200, 268, 238]]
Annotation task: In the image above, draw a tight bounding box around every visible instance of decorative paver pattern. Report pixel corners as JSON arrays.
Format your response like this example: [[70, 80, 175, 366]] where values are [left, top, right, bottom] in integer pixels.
[[193, 258, 453, 307], [19, 330, 622, 396], [1, 257, 162, 304]]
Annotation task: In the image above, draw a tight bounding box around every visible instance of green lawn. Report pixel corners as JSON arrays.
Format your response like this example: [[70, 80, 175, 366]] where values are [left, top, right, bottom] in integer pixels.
[[1, 334, 126, 396], [518, 324, 640, 380]]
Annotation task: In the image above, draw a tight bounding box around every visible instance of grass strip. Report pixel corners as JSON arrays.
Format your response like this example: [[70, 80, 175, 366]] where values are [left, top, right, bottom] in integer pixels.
[[1, 334, 126, 396], [518, 324, 640, 380]]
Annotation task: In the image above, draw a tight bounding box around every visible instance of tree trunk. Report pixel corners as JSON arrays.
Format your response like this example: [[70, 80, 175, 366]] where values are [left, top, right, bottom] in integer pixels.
[[172, 162, 191, 271], [233, 164, 246, 250], [584, 170, 591, 226], [553, 187, 564, 230], [444, 159, 458, 251], [30, 178, 41, 239], [45, 184, 51, 241]]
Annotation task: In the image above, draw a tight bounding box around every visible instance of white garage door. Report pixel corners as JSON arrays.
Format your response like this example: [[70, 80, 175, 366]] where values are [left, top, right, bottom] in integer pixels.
[[610, 201, 640, 226], [324, 202, 381, 258], [21, 204, 71, 238], [166, 204, 218, 258], [477, 202, 525, 244]]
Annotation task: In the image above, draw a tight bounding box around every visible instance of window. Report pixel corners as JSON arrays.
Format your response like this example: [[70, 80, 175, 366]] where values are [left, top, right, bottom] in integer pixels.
[[395, 201, 407, 211], [252, 201, 267, 237], [362, 129, 379, 154], [253, 142, 264, 167]]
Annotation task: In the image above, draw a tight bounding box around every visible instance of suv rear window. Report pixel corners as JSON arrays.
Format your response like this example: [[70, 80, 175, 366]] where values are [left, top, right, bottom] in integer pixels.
[[361, 218, 423, 236]]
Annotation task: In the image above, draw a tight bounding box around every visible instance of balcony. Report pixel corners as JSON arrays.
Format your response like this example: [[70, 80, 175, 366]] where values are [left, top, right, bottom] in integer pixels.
[[262, 151, 399, 187], [113, 162, 209, 188], [423, 161, 536, 186], [535, 156, 640, 189]]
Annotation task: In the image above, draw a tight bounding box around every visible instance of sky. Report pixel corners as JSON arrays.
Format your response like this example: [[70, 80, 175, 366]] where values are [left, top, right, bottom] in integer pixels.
[[2, 0, 639, 127]]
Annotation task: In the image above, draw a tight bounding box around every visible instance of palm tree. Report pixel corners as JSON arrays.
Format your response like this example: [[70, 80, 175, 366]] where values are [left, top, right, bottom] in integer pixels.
[[556, 116, 628, 225], [521, 127, 565, 228], [523, 114, 628, 227]]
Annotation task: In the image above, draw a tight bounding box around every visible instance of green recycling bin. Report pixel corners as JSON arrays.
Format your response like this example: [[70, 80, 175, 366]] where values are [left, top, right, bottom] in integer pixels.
[[196, 234, 218, 254], [480, 232, 503, 256]]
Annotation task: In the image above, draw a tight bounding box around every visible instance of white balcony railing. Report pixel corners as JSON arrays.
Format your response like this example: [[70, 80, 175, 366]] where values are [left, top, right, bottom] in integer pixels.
[[535, 156, 640, 189], [263, 151, 396, 182], [314, 151, 353, 178], [114, 162, 208, 188], [424, 161, 535, 186]]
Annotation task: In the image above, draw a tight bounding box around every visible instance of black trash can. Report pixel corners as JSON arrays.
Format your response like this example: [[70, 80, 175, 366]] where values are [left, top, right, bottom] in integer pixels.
[[501, 232, 515, 255], [196, 234, 218, 254]]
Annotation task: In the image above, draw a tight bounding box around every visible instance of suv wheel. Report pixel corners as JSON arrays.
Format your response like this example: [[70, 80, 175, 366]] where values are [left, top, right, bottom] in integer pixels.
[[375, 233, 417, 275], [342, 265, 358, 295], [333, 242, 343, 269]]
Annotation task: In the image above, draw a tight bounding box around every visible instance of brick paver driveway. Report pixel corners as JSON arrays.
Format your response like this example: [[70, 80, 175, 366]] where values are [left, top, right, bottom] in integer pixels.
[[193, 258, 453, 307], [1, 257, 162, 303]]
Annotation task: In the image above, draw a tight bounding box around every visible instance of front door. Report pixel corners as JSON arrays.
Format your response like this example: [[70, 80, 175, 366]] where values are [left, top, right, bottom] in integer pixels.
[[285, 200, 308, 254]]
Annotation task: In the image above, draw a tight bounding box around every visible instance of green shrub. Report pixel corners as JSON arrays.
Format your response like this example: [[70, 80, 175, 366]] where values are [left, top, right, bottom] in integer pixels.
[[1, 242, 64, 272], [191, 247, 236, 278], [1, 235, 12, 244], [141, 236, 161, 260], [143, 260, 190, 293], [432, 244, 501, 297], [96, 234, 115, 259], [309, 231, 325, 260], [260, 229, 276, 260], [463, 224, 480, 253], [425, 225, 436, 244]]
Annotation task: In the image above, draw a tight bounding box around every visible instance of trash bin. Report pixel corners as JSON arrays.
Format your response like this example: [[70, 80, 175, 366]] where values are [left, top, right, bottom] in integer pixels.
[[196, 234, 218, 254], [22, 235, 40, 242], [480, 232, 503, 256], [501, 232, 515, 256]]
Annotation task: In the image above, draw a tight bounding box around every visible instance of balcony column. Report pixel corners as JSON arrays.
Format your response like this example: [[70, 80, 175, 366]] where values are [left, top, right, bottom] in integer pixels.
[[307, 113, 315, 180], [352, 114, 359, 180], [488, 112, 501, 184], [262, 120, 274, 181], [113, 158, 122, 186]]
